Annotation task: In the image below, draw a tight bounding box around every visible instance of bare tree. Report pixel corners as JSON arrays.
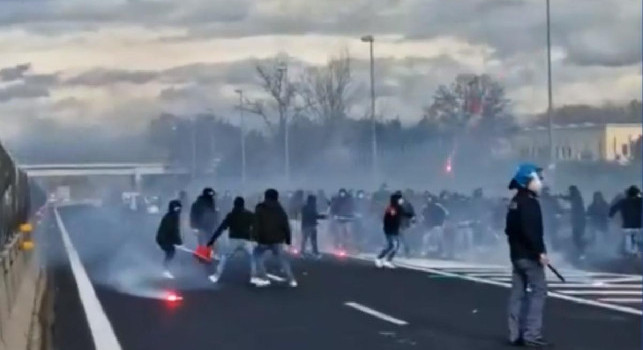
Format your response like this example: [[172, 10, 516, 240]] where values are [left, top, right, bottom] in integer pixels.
[[245, 57, 297, 136], [298, 50, 355, 128]]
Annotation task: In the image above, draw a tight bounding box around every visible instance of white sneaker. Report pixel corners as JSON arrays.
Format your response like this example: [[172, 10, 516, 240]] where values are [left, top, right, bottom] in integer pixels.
[[382, 261, 396, 269], [250, 277, 263, 285], [163, 270, 175, 279], [208, 274, 220, 283], [289, 280, 298, 288], [252, 278, 271, 287], [375, 259, 384, 268]]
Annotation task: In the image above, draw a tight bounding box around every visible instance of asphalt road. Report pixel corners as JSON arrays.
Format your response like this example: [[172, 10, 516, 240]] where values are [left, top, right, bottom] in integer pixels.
[[47, 205, 642, 350]]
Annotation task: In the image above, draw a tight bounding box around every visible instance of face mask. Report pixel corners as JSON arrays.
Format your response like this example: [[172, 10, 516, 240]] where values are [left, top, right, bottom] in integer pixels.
[[358, 194, 364, 199], [174, 206, 182, 212], [398, 198, 405, 205], [528, 173, 543, 194], [340, 193, 346, 198]]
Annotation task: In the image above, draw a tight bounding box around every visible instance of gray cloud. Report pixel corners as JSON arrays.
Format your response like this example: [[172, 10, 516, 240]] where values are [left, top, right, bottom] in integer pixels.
[[0, 0, 639, 71], [0, 82, 49, 102], [0, 63, 31, 81], [65, 69, 158, 86]]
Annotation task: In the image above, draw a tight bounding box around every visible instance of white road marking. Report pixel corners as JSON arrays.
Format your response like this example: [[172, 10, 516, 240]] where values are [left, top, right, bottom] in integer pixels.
[[344, 302, 408, 326], [548, 284, 642, 289], [598, 298, 642, 304], [559, 290, 642, 296], [54, 208, 123, 350], [597, 276, 643, 284], [266, 274, 286, 282], [351, 256, 643, 316]]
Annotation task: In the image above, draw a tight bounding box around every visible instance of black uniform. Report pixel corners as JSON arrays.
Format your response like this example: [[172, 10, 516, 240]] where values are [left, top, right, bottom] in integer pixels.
[[505, 189, 547, 261]]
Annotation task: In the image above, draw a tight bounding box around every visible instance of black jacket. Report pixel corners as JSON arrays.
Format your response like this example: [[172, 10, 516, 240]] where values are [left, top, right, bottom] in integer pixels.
[[190, 195, 219, 231], [254, 200, 291, 245], [301, 200, 325, 229], [156, 204, 182, 250], [208, 208, 254, 245], [587, 199, 609, 231], [505, 189, 546, 261], [383, 194, 408, 235], [422, 202, 448, 228], [609, 196, 642, 229]]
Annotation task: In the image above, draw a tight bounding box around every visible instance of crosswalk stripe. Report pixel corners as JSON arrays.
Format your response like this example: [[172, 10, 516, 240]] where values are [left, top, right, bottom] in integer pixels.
[[598, 298, 642, 304], [548, 284, 642, 289], [559, 290, 642, 296]]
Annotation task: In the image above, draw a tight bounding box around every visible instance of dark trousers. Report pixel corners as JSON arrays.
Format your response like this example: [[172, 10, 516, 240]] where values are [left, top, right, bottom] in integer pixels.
[[301, 227, 319, 255], [162, 246, 176, 269], [377, 234, 400, 261], [508, 259, 547, 342]]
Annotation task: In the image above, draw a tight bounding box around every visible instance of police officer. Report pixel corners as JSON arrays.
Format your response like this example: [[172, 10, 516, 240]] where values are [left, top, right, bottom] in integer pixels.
[[505, 163, 550, 348]]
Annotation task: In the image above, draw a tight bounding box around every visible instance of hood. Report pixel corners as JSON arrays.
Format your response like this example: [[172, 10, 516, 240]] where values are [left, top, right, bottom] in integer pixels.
[[265, 188, 279, 201], [233, 197, 245, 210], [390, 193, 402, 207], [306, 195, 317, 207], [627, 185, 641, 198], [168, 200, 182, 213]]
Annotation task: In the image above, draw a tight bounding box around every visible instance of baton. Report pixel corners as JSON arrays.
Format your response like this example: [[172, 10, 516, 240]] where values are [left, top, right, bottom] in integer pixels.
[[547, 264, 565, 282]]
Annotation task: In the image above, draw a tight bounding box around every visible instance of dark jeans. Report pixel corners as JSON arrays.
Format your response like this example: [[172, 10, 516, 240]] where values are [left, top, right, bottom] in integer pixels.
[[508, 259, 547, 342], [377, 234, 400, 261], [301, 227, 319, 255], [162, 246, 176, 269], [253, 244, 295, 282]]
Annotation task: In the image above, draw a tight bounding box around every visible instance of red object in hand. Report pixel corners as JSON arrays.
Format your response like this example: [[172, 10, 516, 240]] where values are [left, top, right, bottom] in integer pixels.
[[194, 245, 213, 263]]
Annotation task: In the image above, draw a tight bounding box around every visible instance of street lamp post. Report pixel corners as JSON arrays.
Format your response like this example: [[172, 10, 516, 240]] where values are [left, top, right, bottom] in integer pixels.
[[277, 64, 290, 183], [235, 89, 247, 190], [546, 0, 554, 166], [361, 35, 378, 184]]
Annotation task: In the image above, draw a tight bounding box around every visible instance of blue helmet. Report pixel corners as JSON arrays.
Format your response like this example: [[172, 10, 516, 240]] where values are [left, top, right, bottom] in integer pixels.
[[509, 163, 543, 190]]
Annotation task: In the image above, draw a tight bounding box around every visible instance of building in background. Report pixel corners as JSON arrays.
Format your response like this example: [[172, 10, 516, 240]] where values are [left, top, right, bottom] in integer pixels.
[[512, 123, 642, 162]]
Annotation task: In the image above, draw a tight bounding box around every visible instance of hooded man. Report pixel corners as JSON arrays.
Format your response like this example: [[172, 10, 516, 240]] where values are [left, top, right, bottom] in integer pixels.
[[375, 192, 410, 269], [156, 200, 183, 279], [252, 189, 297, 287], [609, 185, 643, 255], [206, 197, 260, 285], [190, 188, 219, 247], [300, 194, 326, 258], [505, 163, 550, 348]]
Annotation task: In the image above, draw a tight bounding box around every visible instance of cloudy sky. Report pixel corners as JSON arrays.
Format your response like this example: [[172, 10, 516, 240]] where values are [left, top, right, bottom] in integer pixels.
[[0, 0, 641, 140]]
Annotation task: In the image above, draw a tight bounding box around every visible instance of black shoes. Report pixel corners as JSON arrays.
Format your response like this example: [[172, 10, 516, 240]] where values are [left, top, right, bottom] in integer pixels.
[[524, 339, 551, 347], [510, 338, 552, 348]]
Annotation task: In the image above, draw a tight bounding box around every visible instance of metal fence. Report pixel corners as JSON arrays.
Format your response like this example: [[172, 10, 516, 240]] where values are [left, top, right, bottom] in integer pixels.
[[0, 142, 30, 247]]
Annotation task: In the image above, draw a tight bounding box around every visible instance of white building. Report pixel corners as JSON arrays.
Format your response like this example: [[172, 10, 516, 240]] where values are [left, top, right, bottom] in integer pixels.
[[512, 123, 642, 162]]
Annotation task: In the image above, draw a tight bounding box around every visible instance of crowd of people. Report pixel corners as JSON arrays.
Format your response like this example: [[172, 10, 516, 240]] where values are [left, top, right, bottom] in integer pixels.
[[152, 179, 642, 289]]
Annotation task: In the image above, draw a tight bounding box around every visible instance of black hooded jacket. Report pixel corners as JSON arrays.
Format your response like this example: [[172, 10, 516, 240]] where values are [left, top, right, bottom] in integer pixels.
[[190, 192, 218, 232], [156, 200, 183, 250], [254, 190, 292, 245], [301, 195, 326, 229], [207, 197, 254, 245], [610, 191, 642, 229], [383, 193, 406, 235], [505, 189, 546, 261]]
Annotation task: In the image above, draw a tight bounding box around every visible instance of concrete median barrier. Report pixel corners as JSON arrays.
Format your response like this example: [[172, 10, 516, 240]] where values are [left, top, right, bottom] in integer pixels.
[[0, 225, 47, 350]]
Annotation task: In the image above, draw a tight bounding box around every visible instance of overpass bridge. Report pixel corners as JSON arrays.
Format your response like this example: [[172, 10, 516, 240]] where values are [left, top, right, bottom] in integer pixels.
[[21, 163, 189, 178]]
